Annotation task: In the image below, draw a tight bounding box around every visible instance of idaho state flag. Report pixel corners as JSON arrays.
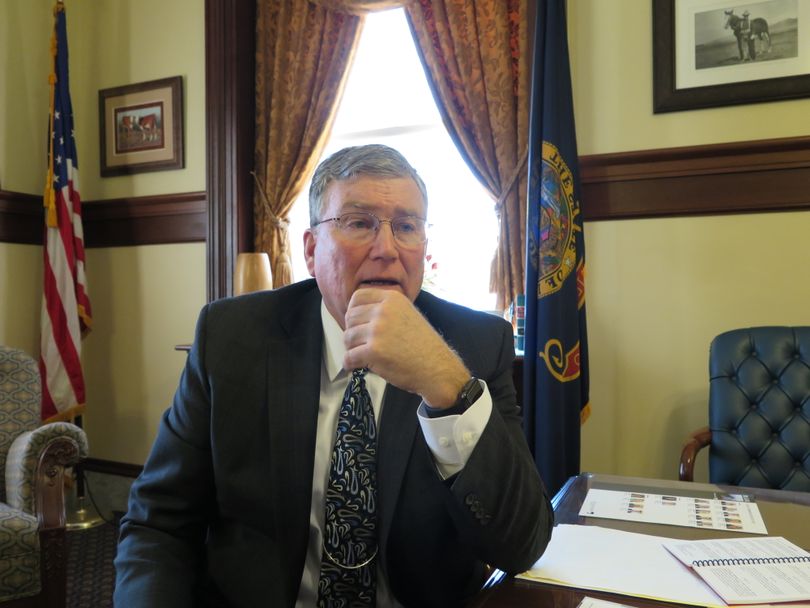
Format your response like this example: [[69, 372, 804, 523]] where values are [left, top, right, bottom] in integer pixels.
[[523, 0, 589, 498]]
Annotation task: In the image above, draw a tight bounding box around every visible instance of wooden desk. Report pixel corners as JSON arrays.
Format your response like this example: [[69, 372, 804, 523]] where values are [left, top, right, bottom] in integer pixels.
[[469, 473, 810, 607]]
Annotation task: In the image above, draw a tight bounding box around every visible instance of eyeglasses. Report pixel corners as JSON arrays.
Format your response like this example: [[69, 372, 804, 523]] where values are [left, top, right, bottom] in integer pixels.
[[312, 211, 428, 246]]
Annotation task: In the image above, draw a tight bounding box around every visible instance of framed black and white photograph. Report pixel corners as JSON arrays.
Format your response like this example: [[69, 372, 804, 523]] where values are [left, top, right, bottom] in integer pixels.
[[99, 76, 184, 176], [653, 0, 810, 112]]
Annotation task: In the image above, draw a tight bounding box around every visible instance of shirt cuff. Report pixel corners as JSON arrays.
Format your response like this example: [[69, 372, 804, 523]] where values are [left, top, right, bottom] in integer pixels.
[[417, 379, 492, 479], [423, 400, 469, 418]]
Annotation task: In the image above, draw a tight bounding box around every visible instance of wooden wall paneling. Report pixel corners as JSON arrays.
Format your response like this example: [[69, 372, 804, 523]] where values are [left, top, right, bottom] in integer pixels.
[[579, 136, 810, 220], [2, 138, 809, 250], [204, 0, 256, 302], [82, 192, 207, 247], [0, 190, 42, 245], [0, 190, 207, 247]]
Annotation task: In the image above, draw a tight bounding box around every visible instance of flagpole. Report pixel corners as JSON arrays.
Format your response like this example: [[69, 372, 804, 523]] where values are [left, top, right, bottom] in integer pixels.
[[44, 0, 102, 530], [65, 415, 105, 530]]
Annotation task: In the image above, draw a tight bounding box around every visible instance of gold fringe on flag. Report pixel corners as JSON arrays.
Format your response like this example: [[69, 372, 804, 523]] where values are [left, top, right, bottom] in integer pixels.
[[43, 2, 64, 229]]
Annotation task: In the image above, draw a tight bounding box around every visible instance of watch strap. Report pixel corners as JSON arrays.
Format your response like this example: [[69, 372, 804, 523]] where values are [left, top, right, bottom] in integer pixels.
[[423, 377, 481, 418]]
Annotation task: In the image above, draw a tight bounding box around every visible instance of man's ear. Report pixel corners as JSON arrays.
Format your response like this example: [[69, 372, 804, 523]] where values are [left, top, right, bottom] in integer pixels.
[[303, 229, 316, 277]]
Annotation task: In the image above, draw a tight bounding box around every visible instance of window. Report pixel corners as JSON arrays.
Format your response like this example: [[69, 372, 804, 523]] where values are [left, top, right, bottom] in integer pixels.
[[288, 8, 499, 312]]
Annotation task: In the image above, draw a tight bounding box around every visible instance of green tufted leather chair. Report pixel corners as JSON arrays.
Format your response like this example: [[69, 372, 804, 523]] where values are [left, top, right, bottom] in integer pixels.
[[680, 327, 810, 491], [0, 346, 88, 608]]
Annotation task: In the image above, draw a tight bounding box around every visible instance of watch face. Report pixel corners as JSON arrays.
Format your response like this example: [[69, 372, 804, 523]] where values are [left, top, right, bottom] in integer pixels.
[[464, 378, 483, 405]]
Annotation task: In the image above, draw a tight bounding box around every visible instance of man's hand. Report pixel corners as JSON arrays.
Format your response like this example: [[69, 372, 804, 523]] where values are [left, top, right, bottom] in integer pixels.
[[343, 288, 469, 409]]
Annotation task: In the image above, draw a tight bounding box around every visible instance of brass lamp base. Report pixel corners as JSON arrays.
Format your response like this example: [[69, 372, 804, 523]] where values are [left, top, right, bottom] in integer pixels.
[[65, 494, 105, 531]]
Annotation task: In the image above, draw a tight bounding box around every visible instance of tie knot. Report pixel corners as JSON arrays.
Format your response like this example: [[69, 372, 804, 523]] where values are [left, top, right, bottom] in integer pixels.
[[352, 368, 368, 380]]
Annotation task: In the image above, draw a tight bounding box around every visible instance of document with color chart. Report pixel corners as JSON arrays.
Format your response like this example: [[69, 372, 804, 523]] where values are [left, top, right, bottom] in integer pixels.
[[578, 489, 767, 534]]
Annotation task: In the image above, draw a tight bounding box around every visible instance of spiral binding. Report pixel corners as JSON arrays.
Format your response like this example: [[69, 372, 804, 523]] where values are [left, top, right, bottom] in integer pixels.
[[694, 555, 810, 568]]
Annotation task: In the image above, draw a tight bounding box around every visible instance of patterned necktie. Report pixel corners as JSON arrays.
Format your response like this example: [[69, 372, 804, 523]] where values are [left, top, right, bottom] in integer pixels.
[[317, 369, 378, 607]]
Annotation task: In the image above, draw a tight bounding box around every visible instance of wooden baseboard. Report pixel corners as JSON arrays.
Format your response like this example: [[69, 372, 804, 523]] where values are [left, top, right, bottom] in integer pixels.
[[82, 457, 143, 478]]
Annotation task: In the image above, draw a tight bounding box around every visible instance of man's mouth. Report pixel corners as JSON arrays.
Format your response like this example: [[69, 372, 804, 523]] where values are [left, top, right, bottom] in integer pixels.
[[360, 279, 400, 287]]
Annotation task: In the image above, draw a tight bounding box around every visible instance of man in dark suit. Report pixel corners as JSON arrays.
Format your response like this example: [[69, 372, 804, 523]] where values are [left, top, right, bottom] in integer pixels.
[[114, 145, 552, 607]]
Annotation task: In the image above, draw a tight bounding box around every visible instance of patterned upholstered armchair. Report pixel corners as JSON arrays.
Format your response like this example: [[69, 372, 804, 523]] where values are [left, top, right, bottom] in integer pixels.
[[679, 327, 810, 491], [0, 346, 88, 608]]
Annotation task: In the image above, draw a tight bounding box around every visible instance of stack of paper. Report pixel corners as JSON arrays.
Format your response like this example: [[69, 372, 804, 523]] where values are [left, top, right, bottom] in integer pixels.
[[519, 525, 810, 606], [518, 524, 727, 606]]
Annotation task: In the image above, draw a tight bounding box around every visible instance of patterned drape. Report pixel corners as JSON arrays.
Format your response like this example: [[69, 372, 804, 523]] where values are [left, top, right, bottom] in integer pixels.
[[254, 0, 532, 301], [405, 0, 531, 310], [310, 0, 403, 14], [254, 1, 363, 286]]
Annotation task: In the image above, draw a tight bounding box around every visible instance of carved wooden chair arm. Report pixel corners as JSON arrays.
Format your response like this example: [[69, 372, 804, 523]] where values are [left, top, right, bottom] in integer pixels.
[[5, 422, 88, 528], [679, 426, 711, 482]]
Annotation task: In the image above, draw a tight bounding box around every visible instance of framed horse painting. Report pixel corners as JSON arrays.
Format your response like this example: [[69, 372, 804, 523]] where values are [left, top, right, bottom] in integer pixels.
[[653, 0, 810, 112], [99, 76, 185, 176]]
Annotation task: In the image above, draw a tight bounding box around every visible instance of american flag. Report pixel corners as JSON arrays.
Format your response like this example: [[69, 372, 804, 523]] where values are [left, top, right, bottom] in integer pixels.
[[40, 2, 92, 422]]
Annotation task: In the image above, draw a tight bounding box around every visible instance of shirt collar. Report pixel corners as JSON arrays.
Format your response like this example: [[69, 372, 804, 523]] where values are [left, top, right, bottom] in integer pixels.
[[320, 301, 346, 383]]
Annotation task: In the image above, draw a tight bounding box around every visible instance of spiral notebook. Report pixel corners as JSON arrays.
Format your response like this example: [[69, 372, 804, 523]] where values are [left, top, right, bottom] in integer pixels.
[[663, 536, 810, 605]]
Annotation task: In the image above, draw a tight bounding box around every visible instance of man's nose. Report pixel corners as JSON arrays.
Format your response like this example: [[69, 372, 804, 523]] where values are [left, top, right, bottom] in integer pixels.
[[369, 221, 399, 254]]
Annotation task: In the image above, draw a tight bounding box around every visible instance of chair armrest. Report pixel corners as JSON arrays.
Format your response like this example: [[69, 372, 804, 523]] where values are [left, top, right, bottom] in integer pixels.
[[5, 422, 88, 527], [679, 426, 711, 482]]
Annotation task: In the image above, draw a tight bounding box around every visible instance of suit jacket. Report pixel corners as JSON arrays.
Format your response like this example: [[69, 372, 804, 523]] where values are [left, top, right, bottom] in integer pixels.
[[114, 279, 552, 607]]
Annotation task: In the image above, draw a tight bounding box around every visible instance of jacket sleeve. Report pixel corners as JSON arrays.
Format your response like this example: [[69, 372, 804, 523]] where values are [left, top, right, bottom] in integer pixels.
[[114, 305, 216, 608], [446, 318, 554, 574]]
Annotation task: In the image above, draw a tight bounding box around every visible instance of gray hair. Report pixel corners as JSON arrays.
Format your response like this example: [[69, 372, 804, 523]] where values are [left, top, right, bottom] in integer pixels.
[[308, 144, 428, 225]]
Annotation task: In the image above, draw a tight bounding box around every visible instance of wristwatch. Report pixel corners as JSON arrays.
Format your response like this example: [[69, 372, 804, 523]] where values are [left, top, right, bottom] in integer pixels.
[[454, 376, 483, 411]]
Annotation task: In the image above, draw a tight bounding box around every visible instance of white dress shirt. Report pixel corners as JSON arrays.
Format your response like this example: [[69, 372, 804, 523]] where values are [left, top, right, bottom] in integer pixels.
[[295, 301, 492, 607]]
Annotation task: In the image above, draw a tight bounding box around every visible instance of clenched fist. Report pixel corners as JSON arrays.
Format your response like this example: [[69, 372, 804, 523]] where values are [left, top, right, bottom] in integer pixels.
[[343, 288, 469, 409]]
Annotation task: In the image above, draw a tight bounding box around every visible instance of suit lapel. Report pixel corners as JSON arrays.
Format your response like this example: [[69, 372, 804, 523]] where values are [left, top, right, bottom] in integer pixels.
[[377, 384, 421, 561], [266, 287, 322, 582]]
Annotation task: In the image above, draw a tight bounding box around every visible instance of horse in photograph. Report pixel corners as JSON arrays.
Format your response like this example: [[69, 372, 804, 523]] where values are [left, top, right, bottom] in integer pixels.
[[137, 114, 159, 142], [118, 113, 160, 144], [724, 9, 770, 61]]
